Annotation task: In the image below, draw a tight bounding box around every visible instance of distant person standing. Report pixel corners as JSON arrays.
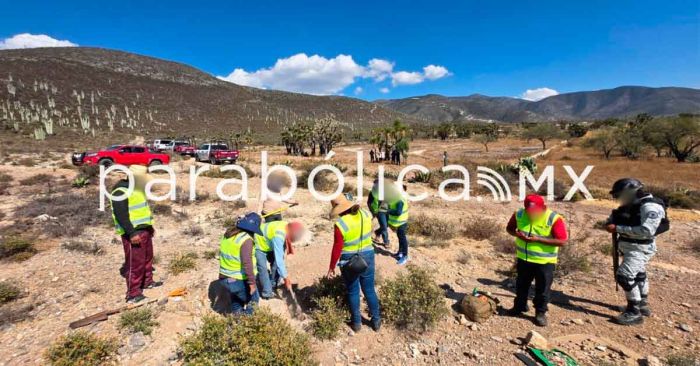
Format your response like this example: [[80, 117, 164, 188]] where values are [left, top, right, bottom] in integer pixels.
[[369, 149, 376, 163], [505, 194, 568, 327], [110, 165, 162, 304], [442, 151, 448, 167]]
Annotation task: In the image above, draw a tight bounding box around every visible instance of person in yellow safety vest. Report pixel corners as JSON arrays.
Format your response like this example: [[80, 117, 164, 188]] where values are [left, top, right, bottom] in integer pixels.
[[110, 165, 162, 304], [219, 212, 264, 315], [367, 179, 390, 247], [504, 194, 568, 327], [327, 194, 381, 333], [387, 190, 410, 265], [254, 221, 305, 299]]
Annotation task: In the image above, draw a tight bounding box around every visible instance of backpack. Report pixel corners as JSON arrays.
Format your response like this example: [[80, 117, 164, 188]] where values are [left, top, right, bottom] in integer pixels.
[[611, 195, 670, 235], [459, 293, 497, 323]]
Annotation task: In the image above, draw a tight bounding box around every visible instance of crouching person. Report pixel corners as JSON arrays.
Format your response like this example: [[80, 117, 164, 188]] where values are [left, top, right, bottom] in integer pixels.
[[219, 212, 263, 315], [505, 194, 568, 327], [255, 221, 306, 299], [327, 195, 381, 332]]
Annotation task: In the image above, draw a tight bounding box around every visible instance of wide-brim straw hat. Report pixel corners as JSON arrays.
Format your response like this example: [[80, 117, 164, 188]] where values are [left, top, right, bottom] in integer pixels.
[[128, 165, 153, 189], [329, 195, 358, 218]]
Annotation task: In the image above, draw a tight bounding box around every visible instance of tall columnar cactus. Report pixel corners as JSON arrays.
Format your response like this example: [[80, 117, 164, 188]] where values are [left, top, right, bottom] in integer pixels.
[[34, 127, 46, 140]]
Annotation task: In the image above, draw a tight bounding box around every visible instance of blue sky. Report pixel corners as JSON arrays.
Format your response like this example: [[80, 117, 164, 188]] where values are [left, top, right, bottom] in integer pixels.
[[1, 0, 698, 100]]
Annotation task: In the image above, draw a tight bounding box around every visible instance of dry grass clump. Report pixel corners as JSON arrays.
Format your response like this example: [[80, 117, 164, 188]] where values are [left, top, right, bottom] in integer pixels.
[[61, 240, 104, 255], [15, 192, 111, 237], [169, 252, 198, 275], [0, 236, 37, 262], [556, 243, 591, 276], [181, 224, 204, 236], [151, 203, 173, 216], [16, 157, 38, 167], [298, 162, 338, 192], [380, 265, 448, 333], [0, 280, 22, 304], [665, 353, 697, 366], [462, 216, 501, 241], [19, 173, 53, 186], [490, 234, 515, 254], [0, 172, 13, 182], [407, 213, 457, 240], [179, 309, 315, 365], [118, 308, 158, 335], [45, 331, 118, 366]]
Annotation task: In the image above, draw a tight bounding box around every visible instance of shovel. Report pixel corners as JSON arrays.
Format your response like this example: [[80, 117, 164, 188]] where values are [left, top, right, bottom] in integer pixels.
[[281, 285, 306, 320]]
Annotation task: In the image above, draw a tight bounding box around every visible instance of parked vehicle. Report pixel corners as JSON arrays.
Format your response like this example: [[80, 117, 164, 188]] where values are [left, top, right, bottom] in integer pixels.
[[173, 141, 196, 156], [152, 139, 173, 151], [195, 143, 239, 164], [72, 145, 170, 167]]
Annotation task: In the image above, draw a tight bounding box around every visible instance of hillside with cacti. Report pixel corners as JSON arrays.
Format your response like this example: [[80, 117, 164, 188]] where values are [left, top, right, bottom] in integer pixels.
[[0, 47, 416, 143]]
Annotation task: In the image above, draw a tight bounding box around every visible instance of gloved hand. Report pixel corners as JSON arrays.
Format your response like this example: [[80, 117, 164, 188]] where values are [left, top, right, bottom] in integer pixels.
[[283, 277, 292, 290]]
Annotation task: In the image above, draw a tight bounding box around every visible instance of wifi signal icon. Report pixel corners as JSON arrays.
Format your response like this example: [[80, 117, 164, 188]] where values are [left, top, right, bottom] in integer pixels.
[[476, 166, 512, 202]]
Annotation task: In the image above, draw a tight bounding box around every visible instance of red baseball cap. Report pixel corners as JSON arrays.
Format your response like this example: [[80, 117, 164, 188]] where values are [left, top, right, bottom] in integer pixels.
[[524, 194, 546, 213]]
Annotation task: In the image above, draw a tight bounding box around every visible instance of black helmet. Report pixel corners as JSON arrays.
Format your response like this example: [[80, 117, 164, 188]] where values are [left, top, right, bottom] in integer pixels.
[[610, 178, 643, 198]]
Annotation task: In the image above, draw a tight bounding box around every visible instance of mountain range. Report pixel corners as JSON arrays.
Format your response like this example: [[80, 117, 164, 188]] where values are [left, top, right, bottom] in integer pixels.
[[377, 86, 700, 123], [0, 47, 698, 143]]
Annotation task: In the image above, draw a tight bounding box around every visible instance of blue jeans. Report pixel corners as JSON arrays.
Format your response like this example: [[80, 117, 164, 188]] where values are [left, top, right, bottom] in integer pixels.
[[374, 212, 389, 245], [340, 250, 381, 325], [220, 278, 259, 315], [395, 223, 409, 257], [255, 249, 279, 297]]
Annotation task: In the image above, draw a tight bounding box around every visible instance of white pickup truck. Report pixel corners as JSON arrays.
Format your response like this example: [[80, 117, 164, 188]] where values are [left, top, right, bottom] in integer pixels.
[[195, 143, 239, 165]]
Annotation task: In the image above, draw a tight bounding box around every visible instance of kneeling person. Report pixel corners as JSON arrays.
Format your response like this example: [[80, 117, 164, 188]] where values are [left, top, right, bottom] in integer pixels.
[[505, 194, 568, 327], [254, 220, 305, 299], [219, 213, 263, 315]]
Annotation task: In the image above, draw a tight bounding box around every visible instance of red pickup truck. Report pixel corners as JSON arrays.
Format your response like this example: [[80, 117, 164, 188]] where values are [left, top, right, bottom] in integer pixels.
[[72, 145, 170, 167], [174, 142, 196, 156], [195, 143, 239, 164]]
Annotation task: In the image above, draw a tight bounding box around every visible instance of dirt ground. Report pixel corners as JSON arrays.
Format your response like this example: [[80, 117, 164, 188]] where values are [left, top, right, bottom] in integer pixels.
[[0, 138, 699, 365]]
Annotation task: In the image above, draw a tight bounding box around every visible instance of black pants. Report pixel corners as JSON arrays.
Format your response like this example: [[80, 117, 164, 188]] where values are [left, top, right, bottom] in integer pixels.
[[514, 259, 554, 313]]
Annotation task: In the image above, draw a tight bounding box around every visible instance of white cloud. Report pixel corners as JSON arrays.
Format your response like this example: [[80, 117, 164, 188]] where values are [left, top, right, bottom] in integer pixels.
[[366, 58, 394, 81], [520, 87, 559, 101], [379, 87, 390, 94], [391, 71, 424, 86], [219, 53, 450, 95], [219, 53, 364, 95], [0, 33, 77, 49], [423, 65, 450, 80]]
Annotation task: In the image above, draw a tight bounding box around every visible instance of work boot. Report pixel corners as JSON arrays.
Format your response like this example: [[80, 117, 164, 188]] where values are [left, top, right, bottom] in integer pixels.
[[371, 318, 382, 332], [126, 294, 146, 304], [534, 311, 548, 327], [639, 296, 651, 317], [504, 305, 530, 317], [614, 301, 644, 325], [350, 322, 362, 332], [144, 281, 163, 289]]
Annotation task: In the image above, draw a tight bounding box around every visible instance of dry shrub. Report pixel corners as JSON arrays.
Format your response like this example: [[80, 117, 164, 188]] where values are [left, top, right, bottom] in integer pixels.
[[0, 172, 13, 182], [309, 296, 345, 340], [455, 250, 472, 264], [17, 157, 37, 167], [0, 280, 22, 304], [462, 216, 501, 241], [308, 275, 346, 308], [645, 186, 700, 210], [45, 331, 118, 366], [556, 243, 591, 276], [15, 192, 111, 237], [666, 353, 697, 366], [61, 240, 104, 255], [0, 301, 35, 325], [179, 309, 315, 365], [0, 181, 10, 195], [118, 308, 158, 335], [151, 203, 173, 216], [380, 265, 448, 332], [407, 214, 456, 240], [688, 237, 700, 255], [19, 173, 53, 186], [299, 162, 338, 192], [490, 234, 515, 254], [0, 236, 37, 262], [182, 224, 204, 236], [202, 250, 218, 259], [169, 252, 198, 275], [0, 210, 5, 221]]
